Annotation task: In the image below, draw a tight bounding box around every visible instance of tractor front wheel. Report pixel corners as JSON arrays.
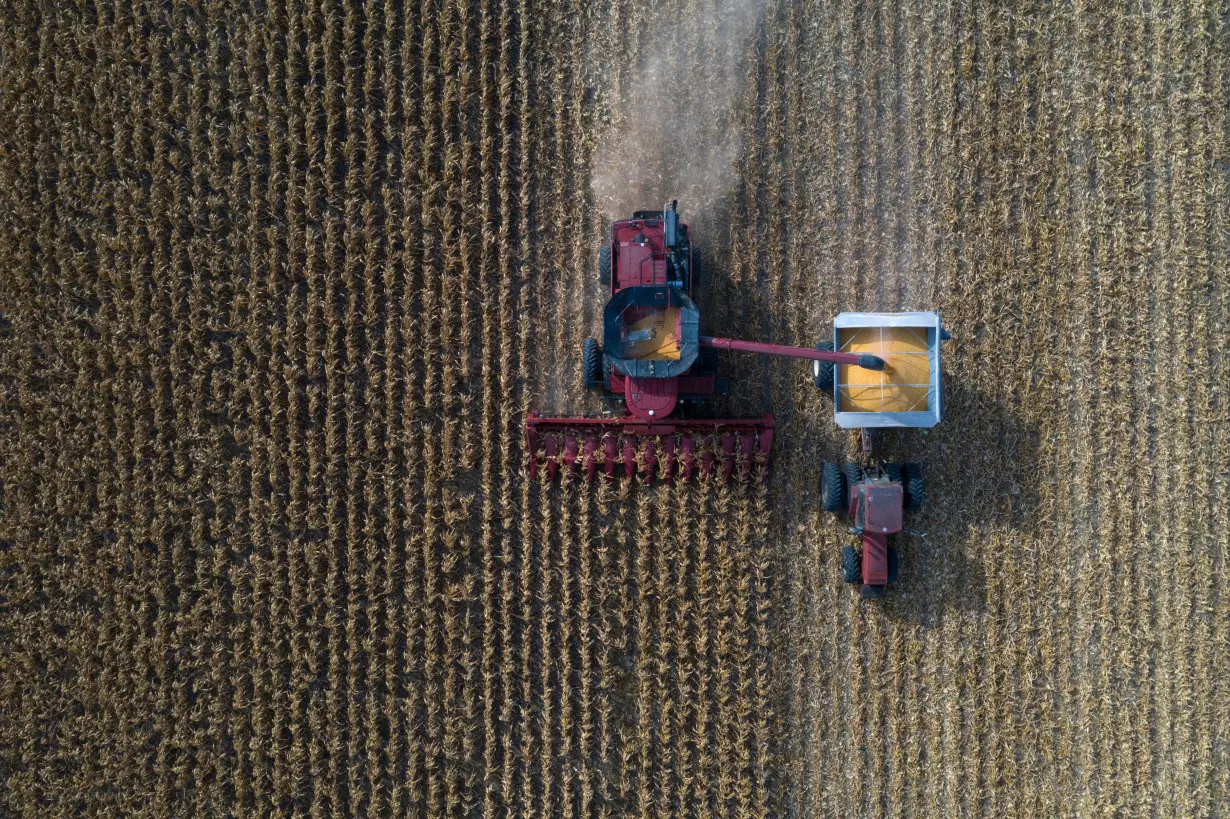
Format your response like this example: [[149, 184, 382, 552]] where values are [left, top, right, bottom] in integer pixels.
[[887, 546, 899, 584], [884, 463, 903, 484], [840, 546, 860, 584], [821, 462, 846, 512], [903, 463, 924, 512], [844, 462, 864, 487], [582, 338, 604, 390], [598, 244, 612, 286], [813, 341, 835, 393]]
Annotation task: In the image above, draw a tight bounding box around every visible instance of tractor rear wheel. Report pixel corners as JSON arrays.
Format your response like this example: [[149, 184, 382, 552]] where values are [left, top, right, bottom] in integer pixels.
[[903, 463, 924, 512], [884, 463, 902, 484], [844, 462, 864, 486], [598, 244, 612, 286], [582, 338, 604, 390], [821, 462, 846, 512], [813, 341, 835, 393], [887, 546, 899, 584], [840, 546, 860, 584]]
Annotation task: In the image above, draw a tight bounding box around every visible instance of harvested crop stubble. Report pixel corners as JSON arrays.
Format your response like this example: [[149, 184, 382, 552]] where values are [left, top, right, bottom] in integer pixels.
[[0, 0, 1227, 816]]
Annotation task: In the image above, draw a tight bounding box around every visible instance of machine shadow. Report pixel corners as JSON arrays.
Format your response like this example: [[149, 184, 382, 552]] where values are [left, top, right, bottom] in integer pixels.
[[877, 377, 1041, 627]]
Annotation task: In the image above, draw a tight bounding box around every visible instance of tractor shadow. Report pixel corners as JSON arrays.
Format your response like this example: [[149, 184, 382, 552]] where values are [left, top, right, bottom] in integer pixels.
[[874, 378, 1041, 627]]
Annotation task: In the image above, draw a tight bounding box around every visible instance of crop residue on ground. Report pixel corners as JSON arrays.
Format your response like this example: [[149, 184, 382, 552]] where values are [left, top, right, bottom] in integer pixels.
[[1, 0, 1227, 816]]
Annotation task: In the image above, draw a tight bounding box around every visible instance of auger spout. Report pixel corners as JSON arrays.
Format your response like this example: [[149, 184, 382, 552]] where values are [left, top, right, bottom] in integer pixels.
[[698, 336, 886, 370]]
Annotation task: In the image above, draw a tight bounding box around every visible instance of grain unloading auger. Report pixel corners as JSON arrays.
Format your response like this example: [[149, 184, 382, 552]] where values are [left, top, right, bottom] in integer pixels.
[[526, 201, 886, 482]]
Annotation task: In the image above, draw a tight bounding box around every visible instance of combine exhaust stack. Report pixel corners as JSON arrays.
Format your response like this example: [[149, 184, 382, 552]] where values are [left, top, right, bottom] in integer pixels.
[[527, 200, 883, 482]]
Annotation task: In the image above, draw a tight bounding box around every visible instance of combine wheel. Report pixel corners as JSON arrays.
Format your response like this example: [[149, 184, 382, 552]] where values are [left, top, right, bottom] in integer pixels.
[[844, 462, 864, 486], [582, 338, 604, 389], [688, 245, 702, 291], [598, 244, 611, 285], [903, 463, 924, 512], [821, 462, 846, 512], [840, 546, 860, 584], [813, 341, 835, 393], [887, 547, 899, 584]]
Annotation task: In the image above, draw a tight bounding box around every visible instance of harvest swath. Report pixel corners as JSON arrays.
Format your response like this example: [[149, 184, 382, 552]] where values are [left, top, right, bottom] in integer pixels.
[[0, 0, 1226, 817]]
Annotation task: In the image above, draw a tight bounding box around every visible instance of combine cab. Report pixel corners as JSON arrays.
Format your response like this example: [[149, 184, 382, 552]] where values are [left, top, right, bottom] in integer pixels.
[[526, 201, 885, 481]]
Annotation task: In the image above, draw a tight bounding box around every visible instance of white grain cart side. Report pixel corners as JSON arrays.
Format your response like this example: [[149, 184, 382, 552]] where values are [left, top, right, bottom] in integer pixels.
[[814, 311, 948, 432]]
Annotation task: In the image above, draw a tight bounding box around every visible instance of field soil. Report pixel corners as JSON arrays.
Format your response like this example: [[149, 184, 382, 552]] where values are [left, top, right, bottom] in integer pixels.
[[2, 0, 1227, 816]]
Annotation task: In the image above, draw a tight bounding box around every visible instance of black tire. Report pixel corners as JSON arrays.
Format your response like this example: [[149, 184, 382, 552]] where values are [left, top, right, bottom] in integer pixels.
[[582, 338, 604, 390], [860, 584, 886, 600], [688, 245, 701, 291], [598, 243, 612, 286], [884, 463, 902, 484], [840, 546, 860, 584], [821, 462, 846, 512], [844, 462, 864, 487], [903, 463, 923, 512], [887, 546, 899, 584], [813, 341, 835, 392]]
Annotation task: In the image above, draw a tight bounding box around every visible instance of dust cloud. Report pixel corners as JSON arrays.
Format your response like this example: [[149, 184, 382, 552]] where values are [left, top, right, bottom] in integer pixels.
[[590, 0, 765, 222]]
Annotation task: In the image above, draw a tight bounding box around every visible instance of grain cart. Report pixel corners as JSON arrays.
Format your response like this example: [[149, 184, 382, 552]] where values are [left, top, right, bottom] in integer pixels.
[[814, 312, 948, 597], [525, 201, 886, 481]]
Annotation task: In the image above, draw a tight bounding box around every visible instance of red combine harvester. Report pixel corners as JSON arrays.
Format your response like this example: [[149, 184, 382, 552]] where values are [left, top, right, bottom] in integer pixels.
[[526, 201, 886, 481]]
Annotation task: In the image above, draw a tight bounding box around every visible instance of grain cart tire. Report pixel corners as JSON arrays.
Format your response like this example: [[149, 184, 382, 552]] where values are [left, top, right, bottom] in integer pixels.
[[813, 341, 835, 392], [884, 463, 903, 484], [821, 462, 846, 512], [841, 546, 860, 584], [844, 462, 864, 486], [887, 547, 900, 584], [582, 338, 605, 390], [598, 243, 612, 286], [903, 463, 924, 512]]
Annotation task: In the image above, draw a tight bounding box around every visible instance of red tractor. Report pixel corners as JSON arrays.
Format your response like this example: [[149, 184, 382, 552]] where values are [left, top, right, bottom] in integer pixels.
[[526, 201, 886, 481], [821, 461, 923, 598]]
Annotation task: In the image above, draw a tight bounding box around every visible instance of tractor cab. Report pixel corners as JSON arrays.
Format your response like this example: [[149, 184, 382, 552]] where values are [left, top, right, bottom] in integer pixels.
[[851, 479, 904, 536]]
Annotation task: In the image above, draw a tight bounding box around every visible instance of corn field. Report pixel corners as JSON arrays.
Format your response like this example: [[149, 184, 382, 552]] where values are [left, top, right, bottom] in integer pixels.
[[1, 0, 1227, 816]]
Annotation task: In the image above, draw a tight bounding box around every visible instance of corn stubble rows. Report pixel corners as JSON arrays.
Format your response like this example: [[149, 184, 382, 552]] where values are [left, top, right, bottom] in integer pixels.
[[0, 0, 1226, 816]]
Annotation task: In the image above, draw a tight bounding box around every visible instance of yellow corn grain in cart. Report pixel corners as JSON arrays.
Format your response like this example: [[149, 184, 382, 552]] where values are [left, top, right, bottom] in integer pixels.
[[830, 312, 944, 429]]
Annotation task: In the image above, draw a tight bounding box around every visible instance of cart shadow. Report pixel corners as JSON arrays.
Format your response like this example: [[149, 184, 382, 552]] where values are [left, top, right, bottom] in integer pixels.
[[876, 378, 1040, 627]]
